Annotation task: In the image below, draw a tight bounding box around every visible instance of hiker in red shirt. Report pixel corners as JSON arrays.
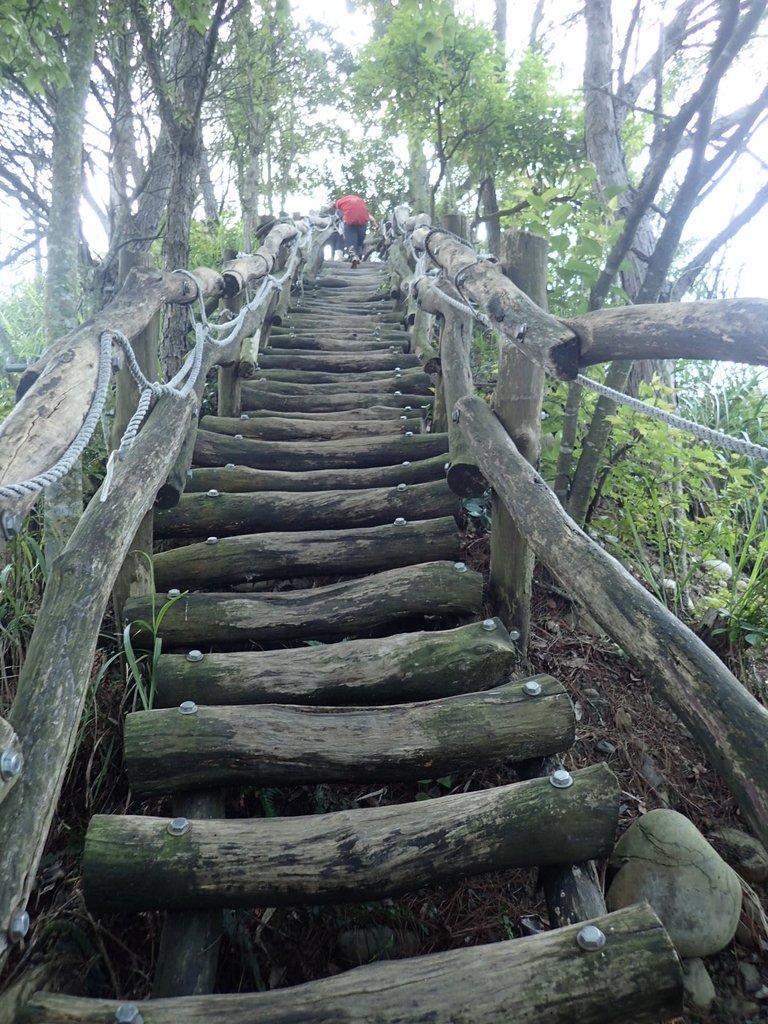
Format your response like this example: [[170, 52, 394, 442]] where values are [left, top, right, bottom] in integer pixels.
[[334, 194, 377, 262]]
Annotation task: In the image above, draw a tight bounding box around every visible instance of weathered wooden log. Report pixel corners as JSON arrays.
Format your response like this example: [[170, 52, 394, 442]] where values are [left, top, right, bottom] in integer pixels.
[[152, 517, 460, 591], [458, 393, 768, 850], [0, 391, 195, 968], [240, 405, 424, 422], [124, 561, 483, 647], [19, 904, 683, 1024], [265, 335, 405, 352], [185, 455, 449, 493], [125, 676, 575, 796], [247, 366, 431, 388], [83, 764, 617, 912], [153, 618, 520, 707], [257, 351, 421, 372], [152, 789, 224, 998], [238, 391, 432, 414], [221, 224, 298, 294], [242, 374, 432, 396], [0, 717, 22, 806], [154, 480, 458, 538], [198, 414, 409, 442], [191, 429, 447, 472], [216, 248, 242, 419]]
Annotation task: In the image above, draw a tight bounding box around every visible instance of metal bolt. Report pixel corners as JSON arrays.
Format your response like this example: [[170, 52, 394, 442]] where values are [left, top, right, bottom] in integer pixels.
[[397, 483, 407, 490], [234, 433, 243, 439], [451, 409, 461, 423], [481, 618, 497, 631], [114, 1005, 144, 1024], [508, 628, 521, 642], [1, 748, 22, 781], [522, 680, 543, 697], [444, 462, 451, 471], [179, 700, 198, 715], [394, 517, 407, 526], [394, 391, 402, 396], [454, 561, 468, 573], [206, 536, 218, 545], [576, 925, 606, 951], [186, 649, 204, 663], [240, 413, 249, 420], [1, 510, 22, 540], [405, 431, 414, 437], [396, 372, 402, 378], [259, 378, 267, 383], [207, 489, 220, 497], [404, 406, 412, 411], [225, 463, 236, 469], [167, 588, 181, 599], [550, 769, 574, 789], [400, 415, 407, 421], [167, 817, 190, 837], [402, 461, 411, 467], [395, 366, 401, 371], [8, 910, 29, 943]]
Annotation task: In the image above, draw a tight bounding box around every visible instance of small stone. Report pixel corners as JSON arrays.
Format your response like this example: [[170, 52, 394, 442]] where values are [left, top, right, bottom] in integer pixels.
[[682, 958, 716, 1011], [595, 738, 617, 756], [583, 688, 600, 699], [607, 809, 742, 957], [708, 827, 768, 883], [739, 962, 763, 995]]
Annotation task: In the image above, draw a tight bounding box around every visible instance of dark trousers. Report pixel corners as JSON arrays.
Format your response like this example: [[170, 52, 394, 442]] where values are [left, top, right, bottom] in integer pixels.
[[343, 222, 366, 257]]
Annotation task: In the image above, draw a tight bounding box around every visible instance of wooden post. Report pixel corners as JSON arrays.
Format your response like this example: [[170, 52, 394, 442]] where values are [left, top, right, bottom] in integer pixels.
[[441, 213, 468, 240], [217, 248, 241, 418], [489, 230, 548, 652], [111, 250, 158, 625], [0, 717, 22, 806]]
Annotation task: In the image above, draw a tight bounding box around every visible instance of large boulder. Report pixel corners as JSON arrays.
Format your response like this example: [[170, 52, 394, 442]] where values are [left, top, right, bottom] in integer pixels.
[[607, 809, 742, 957]]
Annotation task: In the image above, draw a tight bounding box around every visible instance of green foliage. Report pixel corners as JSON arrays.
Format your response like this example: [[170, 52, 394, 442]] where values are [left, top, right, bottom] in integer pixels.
[[0, 519, 47, 708], [187, 213, 244, 269]]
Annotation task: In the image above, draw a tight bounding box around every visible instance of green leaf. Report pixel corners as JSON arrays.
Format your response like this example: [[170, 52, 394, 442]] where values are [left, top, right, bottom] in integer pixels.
[[549, 204, 570, 228]]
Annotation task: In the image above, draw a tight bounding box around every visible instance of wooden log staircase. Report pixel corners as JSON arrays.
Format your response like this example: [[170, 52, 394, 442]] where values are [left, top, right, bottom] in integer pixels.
[[21, 260, 682, 1022]]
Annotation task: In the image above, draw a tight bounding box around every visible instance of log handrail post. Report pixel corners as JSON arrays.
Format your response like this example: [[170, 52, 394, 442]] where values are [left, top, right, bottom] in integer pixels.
[[217, 247, 243, 419]]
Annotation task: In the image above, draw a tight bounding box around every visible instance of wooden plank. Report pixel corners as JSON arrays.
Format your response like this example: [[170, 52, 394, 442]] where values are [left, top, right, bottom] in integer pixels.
[[184, 455, 450, 493], [152, 517, 461, 591], [125, 677, 575, 796], [191, 429, 447, 471], [197, 414, 410, 442], [257, 351, 421, 372], [123, 561, 484, 647], [153, 619, 521, 707], [241, 375, 431, 396], [21, 905, 682, 1024], [245, 366, 432, 387], [82, 764, 618, 912], [154, 480, 459, 537]]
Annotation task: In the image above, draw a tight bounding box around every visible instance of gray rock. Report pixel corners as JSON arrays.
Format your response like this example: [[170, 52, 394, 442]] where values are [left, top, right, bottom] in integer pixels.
[[682, 958, 716, 1011], [739, 962, 763, 995], [709, 826, 768, 883], [607, 809, 742, 957]]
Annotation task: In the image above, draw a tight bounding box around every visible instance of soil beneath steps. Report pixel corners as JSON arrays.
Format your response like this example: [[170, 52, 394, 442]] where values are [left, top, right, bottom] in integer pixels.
[[2, 527, 767, 1024]]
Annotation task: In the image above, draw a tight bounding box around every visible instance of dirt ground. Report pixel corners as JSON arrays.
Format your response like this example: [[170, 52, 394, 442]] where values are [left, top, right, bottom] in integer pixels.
[[2, 529, 767, 1023]]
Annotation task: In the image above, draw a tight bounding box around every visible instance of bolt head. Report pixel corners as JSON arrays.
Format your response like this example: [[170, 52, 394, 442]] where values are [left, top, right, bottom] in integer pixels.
[[114, 1005, 144, 1024], [404, 406, 412, 411], [400, 415, 407, 421], [225, 463, 236, 469], [179, 700, 198, 715], [454, 561, 468, 573], [397, 483, 407, 491], [166, 588, 181, 600], [186, 649, 204, 663], [481, 618, 497, 631], [522, 680, 542, 697], [240, 413, 249, 420], [576, 925, 606, 951], [167, 817, 190, 837], [234, 433, 243, 439], [550, 769, 574, 789], [402, 461, 411, 467], [207, 489, 219, 497], [8, 910, 29, 942], [508, 628, 521, 642], [394, 391, 402, 396], [394, 517, 407, 526], [206, 536, 218, 545], [395, 366, 401, 372], [1, 748, 23, 781], [405, 431, 414, 437]]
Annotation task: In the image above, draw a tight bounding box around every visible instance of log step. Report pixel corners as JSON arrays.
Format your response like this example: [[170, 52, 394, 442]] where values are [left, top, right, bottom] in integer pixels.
[[242, 373, 432, 395], [123, 560, 484, 647], [235, 391, 431, 414], [83, 764, 618, 912], [154, 480, 459, 538], [124, 676, 574, 796], [198, 414, 417, 442], [152, 517, 461, 591], [247, 366, 432, 386], [152, 618, 520, 707], [21, 905, 682, 1024], [265, 335, 407, 351], [185, 453, 450, 493], [257, 351, 421, 372], [192, 428, 446, 471]]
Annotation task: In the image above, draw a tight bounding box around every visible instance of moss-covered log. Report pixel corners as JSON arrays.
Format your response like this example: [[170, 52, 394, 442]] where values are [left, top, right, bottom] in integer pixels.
[[184, 455, 449, 493], [124, 561, 483, 647], [20, 904, 682, 1024], [152, 517, 460, 591], [459, 393, 768, 851], [198, 415, 410, 442], [265, 335, 406, 352], [237, 405, 424, 422], [83, 764, 617, 912], [154, 481, 458, 538], [125, 676, 574, 796], [241, 374, 432, 397], [257, 351, 421, 373], [191, 429, 447, 472], [236, 391, 432, 415], [246, 367, 432, 388], [153, 618, 520, 707]]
